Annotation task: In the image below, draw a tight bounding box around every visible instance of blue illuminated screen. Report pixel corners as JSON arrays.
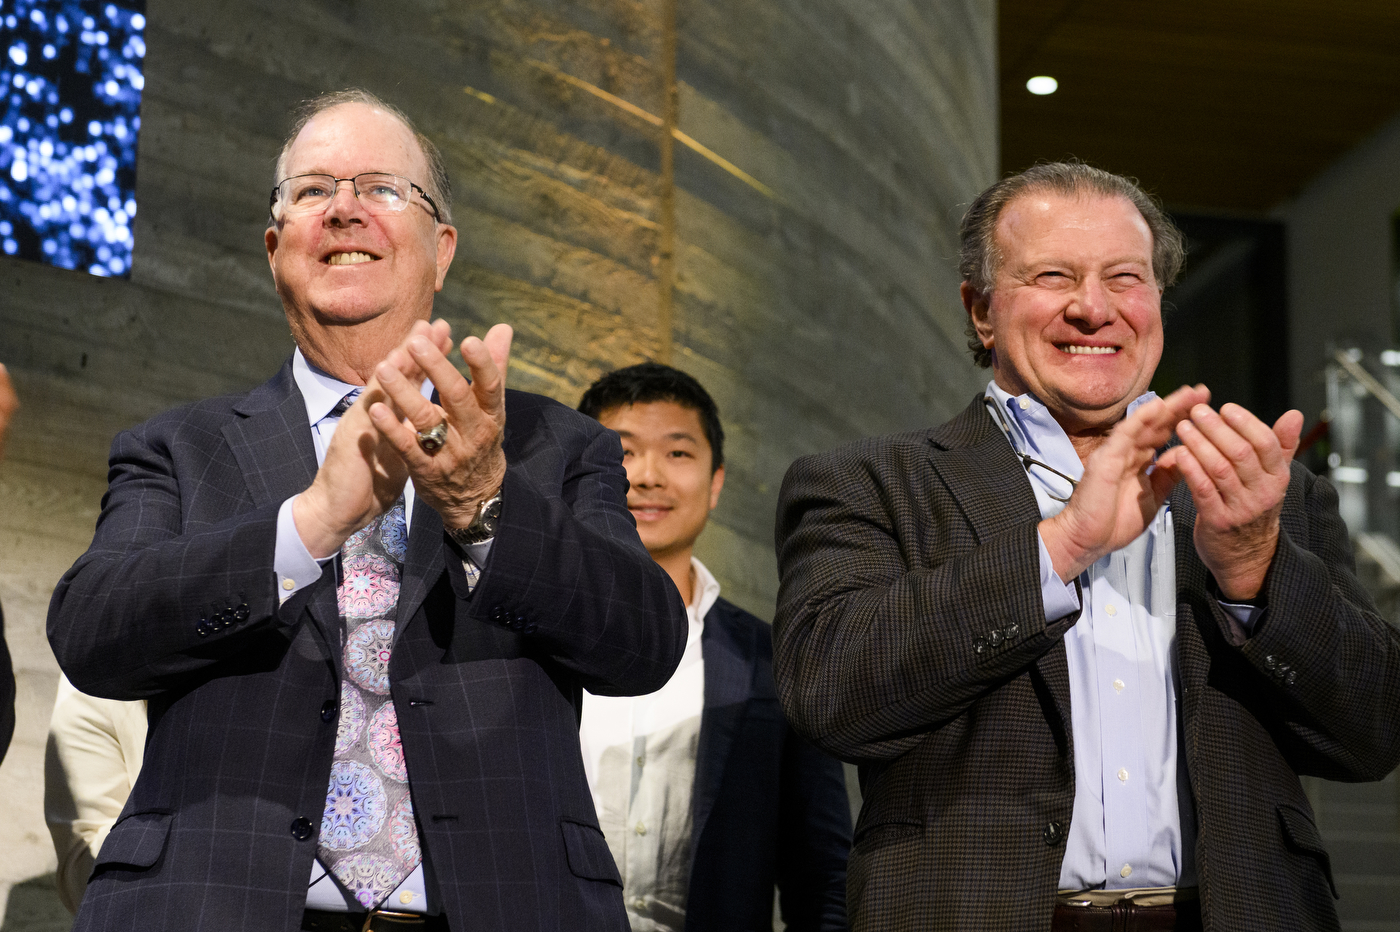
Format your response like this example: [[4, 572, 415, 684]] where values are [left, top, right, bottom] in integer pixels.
[[1, 0, 145, 278]]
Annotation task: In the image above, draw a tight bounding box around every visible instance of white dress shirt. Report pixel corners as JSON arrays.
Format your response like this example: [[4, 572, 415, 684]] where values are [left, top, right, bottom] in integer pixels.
[[578, 557, 720, 932]]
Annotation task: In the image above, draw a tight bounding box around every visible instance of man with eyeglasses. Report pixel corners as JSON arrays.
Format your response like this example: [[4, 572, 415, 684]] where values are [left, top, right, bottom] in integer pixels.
[[773, 162, 1400, 931], [48, 88, 685, 932]]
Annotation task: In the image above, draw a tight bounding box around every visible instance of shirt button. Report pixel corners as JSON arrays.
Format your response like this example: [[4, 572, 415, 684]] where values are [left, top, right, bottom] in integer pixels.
[[632, 897, 646, 910], [400, 891, 415, 905], [1105, 604, 1118, 617], [282, 578, 296, 591], [635, 755, 645, 768], [635, 821, 646, 835], [1018, 398, 1030, 410], [1121, 864, 1133, 878], [1117, 768, 1129, 783], [1113, 679, 1125, 693]]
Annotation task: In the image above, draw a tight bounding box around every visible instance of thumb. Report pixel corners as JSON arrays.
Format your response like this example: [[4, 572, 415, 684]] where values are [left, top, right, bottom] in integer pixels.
[[1148, 459, 1181, 505], [1273, 409, 1304, 462], [483, 323, 513, 383]]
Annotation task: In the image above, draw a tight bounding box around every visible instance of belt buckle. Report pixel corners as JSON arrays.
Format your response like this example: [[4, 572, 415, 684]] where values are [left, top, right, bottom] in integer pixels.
[[361, 910, 426, 932]]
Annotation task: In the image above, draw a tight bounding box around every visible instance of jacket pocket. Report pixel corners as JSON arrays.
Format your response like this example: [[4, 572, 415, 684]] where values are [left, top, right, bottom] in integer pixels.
[[560, 819, 622, 886], [853, 818, 923, 850], [1276, 802, 1338, 898], [93, 810, 174, 871]]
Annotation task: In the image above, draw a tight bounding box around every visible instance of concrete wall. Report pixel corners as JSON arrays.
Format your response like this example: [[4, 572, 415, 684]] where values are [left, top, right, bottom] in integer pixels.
[[0, 0, 997, 897], [1277, 108, 1400, 423]]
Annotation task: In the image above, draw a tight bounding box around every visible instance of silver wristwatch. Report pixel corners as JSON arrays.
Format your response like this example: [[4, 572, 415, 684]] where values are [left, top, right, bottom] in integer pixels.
[[447, 489, 503, 547]]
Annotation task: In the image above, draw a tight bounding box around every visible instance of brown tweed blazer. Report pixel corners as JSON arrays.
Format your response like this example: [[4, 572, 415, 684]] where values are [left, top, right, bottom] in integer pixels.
[[773, 395, 1400, 932]]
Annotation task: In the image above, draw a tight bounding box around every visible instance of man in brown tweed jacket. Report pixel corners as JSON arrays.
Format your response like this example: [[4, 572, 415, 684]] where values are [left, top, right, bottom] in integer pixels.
[[773, 162, 1400, 932]]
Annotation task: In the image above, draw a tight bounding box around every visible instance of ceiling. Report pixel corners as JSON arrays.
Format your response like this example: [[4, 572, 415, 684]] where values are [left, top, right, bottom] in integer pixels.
[[1000, 0, 1400, 213]]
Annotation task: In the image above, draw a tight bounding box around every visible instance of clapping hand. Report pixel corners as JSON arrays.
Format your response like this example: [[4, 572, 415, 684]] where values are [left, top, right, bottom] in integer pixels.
[[1156, 403, 1304, 600], [1040, 384, 1209, 582]]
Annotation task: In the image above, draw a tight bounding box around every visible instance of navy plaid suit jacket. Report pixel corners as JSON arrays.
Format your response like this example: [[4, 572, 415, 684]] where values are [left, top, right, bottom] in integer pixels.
[[773, 394, 1400, 932], [48, 358, 687, 931]]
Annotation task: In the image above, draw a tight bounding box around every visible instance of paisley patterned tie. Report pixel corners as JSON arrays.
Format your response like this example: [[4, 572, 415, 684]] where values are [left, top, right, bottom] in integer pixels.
[[317, 499, 421, 909]]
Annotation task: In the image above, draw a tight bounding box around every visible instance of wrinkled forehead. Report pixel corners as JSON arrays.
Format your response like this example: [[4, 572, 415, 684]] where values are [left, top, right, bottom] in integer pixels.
[[994, 190, 1153, 263], [282, 102, 427, 180]]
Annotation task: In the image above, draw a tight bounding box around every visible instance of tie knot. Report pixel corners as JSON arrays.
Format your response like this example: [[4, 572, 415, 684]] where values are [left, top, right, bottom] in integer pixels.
[[328, 389, 361, 419]]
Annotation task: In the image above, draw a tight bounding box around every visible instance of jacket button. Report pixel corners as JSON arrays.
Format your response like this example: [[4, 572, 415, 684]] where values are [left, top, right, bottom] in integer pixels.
[[1043, 820, 1064, 845], [523, 623, 537, 635], [290, 817, 314, 841], [988, 629, 1005, 647], [1284, 670, 1298, 686], [1005, 623, 1019, 639], [973, 637, 987, 654], [321, 700, 337, 723], [234, 604, 250, 621], [196, 619, 210, 637], [1264, 654, 1278, 671]]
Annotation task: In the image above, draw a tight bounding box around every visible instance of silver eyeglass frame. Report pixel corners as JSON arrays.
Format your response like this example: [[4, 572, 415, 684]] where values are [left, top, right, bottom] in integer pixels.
[[269, 172, 441, 223], [982, 395, 1080, 503]]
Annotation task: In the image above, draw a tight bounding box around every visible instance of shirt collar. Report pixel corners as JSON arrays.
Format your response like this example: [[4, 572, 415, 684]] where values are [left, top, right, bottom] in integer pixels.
[[292, 348, 361, 426], [292, 347, 437, 426], [984, 380, 1160, 482], [984, 381, 1159, 440], [689, 556, 722, 622]]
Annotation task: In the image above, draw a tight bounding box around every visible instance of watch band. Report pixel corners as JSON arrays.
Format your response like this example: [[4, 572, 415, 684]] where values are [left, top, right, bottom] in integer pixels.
[[446, 489, 503, 547]]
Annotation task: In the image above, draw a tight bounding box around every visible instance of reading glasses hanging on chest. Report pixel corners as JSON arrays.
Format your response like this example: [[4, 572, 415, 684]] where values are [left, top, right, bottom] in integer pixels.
[[982, 396, 1079, 503]]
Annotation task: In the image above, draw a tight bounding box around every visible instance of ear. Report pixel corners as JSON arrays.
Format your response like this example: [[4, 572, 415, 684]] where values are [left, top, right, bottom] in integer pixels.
[[708, 464, 726, 511], [434, 223, 458, 291], [961, 281, 995, 351], [265, 224, 280, 279]]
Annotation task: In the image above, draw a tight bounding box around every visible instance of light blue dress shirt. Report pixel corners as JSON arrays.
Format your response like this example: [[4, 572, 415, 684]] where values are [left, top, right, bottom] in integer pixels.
[[985, 382, 1258, 893]]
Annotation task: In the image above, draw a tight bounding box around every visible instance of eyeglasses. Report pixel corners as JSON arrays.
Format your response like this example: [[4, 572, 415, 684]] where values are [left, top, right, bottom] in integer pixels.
[[982, 396, 1080, 503], [269, 172, 441, 222]]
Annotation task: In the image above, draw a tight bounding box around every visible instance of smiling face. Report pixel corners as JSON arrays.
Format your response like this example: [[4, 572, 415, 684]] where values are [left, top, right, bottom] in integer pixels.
[[964, 191, 1164, 434], [598, 400, 725, 564], [265, 102, 456, 379]]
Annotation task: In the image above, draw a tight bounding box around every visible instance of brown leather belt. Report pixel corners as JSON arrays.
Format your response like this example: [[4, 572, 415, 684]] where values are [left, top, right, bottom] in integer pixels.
[[301, 908, 449, 932], [1052, 899, 1202, 932]]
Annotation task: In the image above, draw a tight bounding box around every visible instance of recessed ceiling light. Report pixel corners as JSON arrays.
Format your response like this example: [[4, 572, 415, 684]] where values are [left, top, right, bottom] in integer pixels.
[[1027, 76, 1058, 96]]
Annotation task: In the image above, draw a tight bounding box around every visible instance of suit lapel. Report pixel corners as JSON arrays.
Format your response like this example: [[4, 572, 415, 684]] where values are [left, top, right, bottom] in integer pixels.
[[928, 395, 1075, 740], [396, 389, 450, 638], [397, 495, 445, 639], [690, 601, 755, 863], [223, 360, 341, 659]]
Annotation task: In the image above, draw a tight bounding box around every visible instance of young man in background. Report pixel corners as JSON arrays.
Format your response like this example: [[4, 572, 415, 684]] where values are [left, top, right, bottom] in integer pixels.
[[579, 363, 852, 932]]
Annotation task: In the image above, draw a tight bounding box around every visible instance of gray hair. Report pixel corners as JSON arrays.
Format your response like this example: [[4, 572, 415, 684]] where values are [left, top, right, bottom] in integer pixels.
[[959, 161, 1184, 368], [272, 88, 453, 225]]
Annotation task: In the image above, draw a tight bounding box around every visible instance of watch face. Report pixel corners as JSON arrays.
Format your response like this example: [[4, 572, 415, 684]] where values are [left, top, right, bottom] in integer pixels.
[[448, 492, 502, 546]]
